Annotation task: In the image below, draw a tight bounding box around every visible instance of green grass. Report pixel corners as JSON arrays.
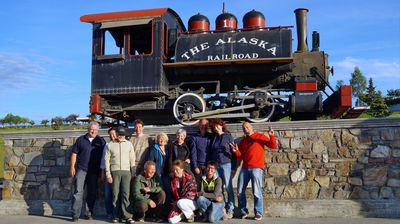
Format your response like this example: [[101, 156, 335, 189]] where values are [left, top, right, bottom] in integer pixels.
[[0, 125, 86, 133]]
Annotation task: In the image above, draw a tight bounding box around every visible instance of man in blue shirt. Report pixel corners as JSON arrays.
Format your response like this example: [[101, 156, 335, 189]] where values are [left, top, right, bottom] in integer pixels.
[[189, 119, 211, 191], [70, 121, 106, 222]]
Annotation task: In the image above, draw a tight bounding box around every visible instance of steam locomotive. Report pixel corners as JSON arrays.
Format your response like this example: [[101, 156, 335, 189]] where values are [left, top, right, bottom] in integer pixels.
[[80, 7, 352, 125]]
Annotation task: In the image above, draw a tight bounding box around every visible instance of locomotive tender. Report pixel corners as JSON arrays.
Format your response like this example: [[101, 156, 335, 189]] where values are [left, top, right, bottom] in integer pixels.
[[80, 7, 352, 125]]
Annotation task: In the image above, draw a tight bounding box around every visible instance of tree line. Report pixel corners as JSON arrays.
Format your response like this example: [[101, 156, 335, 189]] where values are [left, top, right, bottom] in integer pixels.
[[338, 66, 400, 117], [0, 113, 82, 129]]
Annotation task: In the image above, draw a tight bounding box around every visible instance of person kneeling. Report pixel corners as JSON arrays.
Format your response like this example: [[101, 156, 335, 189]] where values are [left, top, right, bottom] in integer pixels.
[[132, 161, 165, 222], [197, 161, 225, 223], [168, 160, 198, 223]]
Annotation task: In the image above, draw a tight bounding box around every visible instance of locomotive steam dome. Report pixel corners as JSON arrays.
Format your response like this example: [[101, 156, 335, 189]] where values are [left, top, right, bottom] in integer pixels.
[[215, 12, 237, 31], [188, 13, 210, 33], [243, 9, 265, 29]]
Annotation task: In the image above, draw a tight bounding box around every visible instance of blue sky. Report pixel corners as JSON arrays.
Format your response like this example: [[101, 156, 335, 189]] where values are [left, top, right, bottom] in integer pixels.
[[1, 0, 399, 122]]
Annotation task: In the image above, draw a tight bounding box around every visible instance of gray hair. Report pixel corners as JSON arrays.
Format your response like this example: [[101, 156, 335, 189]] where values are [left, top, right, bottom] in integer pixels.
[[156, 132, 169, 143], [176, 128, 187, 138], [144, 160, 156, 170], [87, 121, 99, 130]]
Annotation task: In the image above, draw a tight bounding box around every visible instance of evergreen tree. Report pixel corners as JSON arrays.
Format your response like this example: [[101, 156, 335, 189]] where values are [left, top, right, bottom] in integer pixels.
[[363, 78, 376, 106], [349, 67, 366, 106], [369, 90, 391, 117]]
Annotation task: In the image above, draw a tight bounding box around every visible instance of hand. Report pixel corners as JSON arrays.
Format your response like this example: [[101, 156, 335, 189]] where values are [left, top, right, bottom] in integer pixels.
[[229, 142, 238, 152], [185, 159, 191, 164], [148, 199, 156, 208], [268, 126, 275, 136], [143, 187, 151, 193], [215, 195, 223, 202], [107, 177, 113, 184], [194, 168, 201, 175], [69, 167, 76, 177]]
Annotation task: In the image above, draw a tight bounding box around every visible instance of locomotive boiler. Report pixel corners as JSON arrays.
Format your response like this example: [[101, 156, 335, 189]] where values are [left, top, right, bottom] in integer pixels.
[[80, 7, 352, 125]]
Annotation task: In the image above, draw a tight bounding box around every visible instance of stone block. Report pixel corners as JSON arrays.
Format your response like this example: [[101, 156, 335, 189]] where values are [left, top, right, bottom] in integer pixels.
[[36, 175, 47, 182], [3, 170, 14, 180], [44, 160, 56, 166], [15, 165, 26, 175], [363, 166, 388, 186], [62, 138, 75, 146], [358, 156, 369, 164], [32, 139, 51, 147], [48, 166, 68, 178], [388, 166, 400, 178], [306, 169, 316, 181], [281, 181, 320, 199], [349, 177, 362, 186], [268, 164, 289, 176], [319, 130, 334, 142], [282, 131, 294, 138], [318, 188, 334, 199], [327, 142, 339, 158], [336, 161, 350, 177], [349, 186, 370, 199], [287, 153, 297, 162], [380, 187, 394, 199], [275, 176, 290, 186], [26, 166, 38, 173], [276, 153, 289, 163], [279, 138, 290, 149], [12, 147, 25, 157], [380, 129, 395, 141], [338, 146, 351, 158], [312, 140, 327, 153], [322, 154, 329, 163], [13, 139, 32, 147], [392, 149, 400, 158], [290, 169, 305, 183], [40, 166, 51, 172], [53, 189, 71, 200], [370, 145, 391, 158], [2, 187, 12, 199], [314, 176, 330, 188], [333, 190, 350, 199], [265, 177, 275, 193], [22, 152, 43, 166], [387, 178, 400, 187], [290, 138, 303, 149], [56, 157, 65, 166]]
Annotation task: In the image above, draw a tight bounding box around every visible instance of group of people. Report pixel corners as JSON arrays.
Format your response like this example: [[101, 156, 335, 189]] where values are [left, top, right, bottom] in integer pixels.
[[70, 118, 277, 223]]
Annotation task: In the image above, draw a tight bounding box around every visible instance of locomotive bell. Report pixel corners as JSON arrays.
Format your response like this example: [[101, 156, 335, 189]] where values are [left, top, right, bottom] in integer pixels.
[[188, 13, 210, 33], [243, 9, 265, 29], [216, 12, 237, 31]]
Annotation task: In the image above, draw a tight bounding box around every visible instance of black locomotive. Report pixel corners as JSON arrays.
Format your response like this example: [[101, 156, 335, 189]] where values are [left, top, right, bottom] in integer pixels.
[[80, 7, 352, 125]]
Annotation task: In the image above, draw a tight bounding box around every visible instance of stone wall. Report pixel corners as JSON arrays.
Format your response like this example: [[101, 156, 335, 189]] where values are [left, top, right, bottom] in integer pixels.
[[0, 118, 400, 217]]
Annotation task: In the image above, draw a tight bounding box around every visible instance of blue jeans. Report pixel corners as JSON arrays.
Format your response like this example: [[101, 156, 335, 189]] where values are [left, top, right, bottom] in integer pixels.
[[237, 168, 263, 216], [217, 163, 234, 214], [104, 180, 113, 215], [71, 169, 99, 218], [197, 196, 225, 223]]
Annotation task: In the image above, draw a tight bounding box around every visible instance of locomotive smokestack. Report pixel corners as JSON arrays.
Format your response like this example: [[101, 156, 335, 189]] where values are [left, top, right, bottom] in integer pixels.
[[294, 8, 309, 52]]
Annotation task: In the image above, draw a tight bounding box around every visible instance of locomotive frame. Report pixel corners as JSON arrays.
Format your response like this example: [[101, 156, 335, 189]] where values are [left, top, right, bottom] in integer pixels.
[[81, 7, 352, 125]]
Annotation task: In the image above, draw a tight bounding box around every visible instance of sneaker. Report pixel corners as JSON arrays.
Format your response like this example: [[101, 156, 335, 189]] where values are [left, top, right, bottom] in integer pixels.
[[126, 218, 135, 224], [187, 214, 195, 223], [111, 218, 119, 223], [254, 213, 262, 221], [226, 212, 233, 219], [137, 217, 145, 223], [151, 217, 164, 223], [241, 213, 248, 219], [71, 217, 79, 222]]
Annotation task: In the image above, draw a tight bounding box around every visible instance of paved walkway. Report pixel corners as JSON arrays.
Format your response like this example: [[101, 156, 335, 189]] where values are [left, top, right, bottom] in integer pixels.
[[0, 215, 399, 224]]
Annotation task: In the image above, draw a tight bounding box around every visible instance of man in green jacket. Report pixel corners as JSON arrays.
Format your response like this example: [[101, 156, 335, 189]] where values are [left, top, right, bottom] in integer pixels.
[[132, 160, 166, 222]]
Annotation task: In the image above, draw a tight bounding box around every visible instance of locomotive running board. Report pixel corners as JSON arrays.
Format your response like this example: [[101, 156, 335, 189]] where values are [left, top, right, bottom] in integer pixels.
[[163, 57, 293, 68], [201, 113, 251, 119], [191, 104, 255, 119]]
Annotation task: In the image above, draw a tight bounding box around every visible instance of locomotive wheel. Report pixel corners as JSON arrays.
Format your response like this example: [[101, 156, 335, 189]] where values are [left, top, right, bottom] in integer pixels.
[[173, 93, 206, 126], [241, 89, 275, 123]]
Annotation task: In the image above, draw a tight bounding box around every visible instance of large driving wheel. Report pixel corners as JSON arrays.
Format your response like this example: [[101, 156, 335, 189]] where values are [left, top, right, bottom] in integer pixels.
[[173, 93, 206, 126], [241, 89, 275, 123]]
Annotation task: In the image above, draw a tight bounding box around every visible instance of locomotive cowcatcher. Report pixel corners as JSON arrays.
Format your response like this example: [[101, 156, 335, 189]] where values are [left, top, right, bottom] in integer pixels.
[[80, 7, 352, 125]]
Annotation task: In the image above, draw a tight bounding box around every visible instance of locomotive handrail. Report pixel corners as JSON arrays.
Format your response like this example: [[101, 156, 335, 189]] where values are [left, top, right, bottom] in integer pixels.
[[163, 57, 293, 68], [179, 25, 294, 35]]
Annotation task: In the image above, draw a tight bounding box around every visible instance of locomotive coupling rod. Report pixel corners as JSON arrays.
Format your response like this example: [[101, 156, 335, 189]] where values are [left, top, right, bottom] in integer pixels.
[[192, 104, 255, 119]]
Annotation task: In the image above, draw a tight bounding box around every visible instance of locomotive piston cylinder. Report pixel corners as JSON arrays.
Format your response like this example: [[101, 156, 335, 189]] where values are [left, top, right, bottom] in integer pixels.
[[294, 8, 309, 52]]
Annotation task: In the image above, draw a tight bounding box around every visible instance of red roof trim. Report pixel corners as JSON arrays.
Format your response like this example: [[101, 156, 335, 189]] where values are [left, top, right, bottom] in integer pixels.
[[80, 8, 169, 23]]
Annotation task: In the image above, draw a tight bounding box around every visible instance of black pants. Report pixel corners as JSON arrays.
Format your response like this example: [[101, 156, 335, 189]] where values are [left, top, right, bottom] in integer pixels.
[[134, 190, 166, 219], [193, 165, 206, 192]]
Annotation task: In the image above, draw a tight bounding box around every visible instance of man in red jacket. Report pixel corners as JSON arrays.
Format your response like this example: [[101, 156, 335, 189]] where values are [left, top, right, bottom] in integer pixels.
[[230, 122, 277, 221]]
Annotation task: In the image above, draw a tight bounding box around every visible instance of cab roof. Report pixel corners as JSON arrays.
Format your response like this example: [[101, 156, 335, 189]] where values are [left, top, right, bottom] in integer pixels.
[[80, 8, 186, 30]]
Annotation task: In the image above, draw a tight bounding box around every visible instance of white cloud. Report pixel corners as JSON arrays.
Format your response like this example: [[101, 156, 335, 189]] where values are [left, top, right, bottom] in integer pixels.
[[332, 57, 400, 79]]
